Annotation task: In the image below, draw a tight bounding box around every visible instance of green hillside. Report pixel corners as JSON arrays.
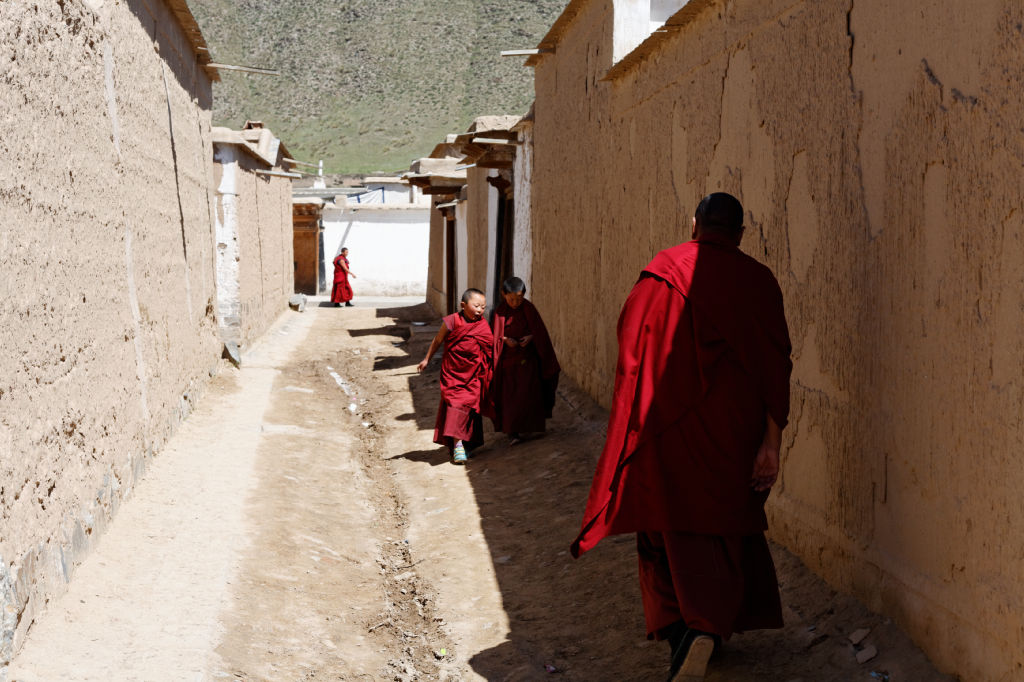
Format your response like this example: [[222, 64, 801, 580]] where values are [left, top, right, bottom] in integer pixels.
[[190, 0, 566, 174]]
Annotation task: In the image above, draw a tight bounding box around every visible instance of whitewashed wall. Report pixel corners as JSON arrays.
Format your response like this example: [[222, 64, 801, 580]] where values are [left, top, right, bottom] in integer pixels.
[[322, 207, 430, 297], [513, 123, 534, 293]]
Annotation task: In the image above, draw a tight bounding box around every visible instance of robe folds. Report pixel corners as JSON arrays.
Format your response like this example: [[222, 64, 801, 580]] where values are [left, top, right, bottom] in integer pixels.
[[433, 312, 494, 450], [487, 299, 561, 434], [571, 234, 792, 639], [331, 254, 353, 303]]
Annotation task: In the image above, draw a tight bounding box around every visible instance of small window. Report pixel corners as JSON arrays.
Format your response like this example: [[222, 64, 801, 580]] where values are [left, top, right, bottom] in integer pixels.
[[613, 0, 690, 63]]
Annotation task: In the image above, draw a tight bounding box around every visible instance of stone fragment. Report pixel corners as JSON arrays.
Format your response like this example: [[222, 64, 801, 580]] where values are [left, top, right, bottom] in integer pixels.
[[222, 341, 241, 367], [856, 644, 878, 664], [849, 627, 871, 645], [288, 294, 306, 312]]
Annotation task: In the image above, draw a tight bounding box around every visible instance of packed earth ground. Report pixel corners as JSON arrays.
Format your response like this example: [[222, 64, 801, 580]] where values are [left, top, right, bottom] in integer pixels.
[[8, 299, 953, 682]]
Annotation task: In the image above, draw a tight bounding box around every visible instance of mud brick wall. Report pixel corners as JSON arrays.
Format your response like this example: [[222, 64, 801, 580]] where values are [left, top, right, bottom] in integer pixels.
[[426, 199, 448, 315], [213, 148, 294, 348], [529, 1, 1024, 679], [0, 0, 220, 665]]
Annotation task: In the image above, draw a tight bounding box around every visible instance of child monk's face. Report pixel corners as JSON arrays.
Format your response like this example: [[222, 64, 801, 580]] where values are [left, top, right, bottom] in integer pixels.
[[502, 291, 524, 309], [461, 293, 486, 321]]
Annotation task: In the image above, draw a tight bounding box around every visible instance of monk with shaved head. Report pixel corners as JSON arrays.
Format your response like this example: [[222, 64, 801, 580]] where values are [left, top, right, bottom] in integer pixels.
[[572, 193, 793, 681], [418, 289, 494, 464]]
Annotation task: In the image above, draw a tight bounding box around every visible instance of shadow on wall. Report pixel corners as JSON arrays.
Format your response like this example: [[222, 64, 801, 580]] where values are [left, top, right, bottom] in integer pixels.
[[361, 298, 955, 681], [123, 0, 213, 108]]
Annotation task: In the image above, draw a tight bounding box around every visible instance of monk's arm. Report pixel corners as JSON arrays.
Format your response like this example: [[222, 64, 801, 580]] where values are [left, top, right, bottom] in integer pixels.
[[751, 415, 782, 491], [417, 326, 448, 372]]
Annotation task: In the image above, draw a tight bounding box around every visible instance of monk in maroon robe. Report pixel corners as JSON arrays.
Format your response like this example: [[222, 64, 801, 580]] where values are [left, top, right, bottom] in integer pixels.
[[486, 277, 560, 443], [331, 247, 354, 306], [418, 288, 494, 464], [572, 193, 792, 681]]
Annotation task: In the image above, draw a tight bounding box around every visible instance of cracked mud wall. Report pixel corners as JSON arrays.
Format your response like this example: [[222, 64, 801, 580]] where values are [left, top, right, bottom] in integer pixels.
[[0, 0, 219, 667], [213, 147, 294, 348], [426, 199, 448, 315], [530, 1, 1024, 679]]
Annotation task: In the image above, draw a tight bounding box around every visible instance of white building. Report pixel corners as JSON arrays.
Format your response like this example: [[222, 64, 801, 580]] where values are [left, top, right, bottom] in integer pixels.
[[321, 177, 431, 297]]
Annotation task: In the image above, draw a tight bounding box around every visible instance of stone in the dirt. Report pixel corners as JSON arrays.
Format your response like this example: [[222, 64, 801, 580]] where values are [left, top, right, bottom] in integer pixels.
[[856, 644, 879, 664], [288, 294, 306, 312], [849, 627, 871, 645], [222, 342, 241, 367]]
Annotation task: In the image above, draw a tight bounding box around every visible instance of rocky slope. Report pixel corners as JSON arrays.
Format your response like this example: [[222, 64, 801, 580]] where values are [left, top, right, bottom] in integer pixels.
[[190, 0, 566, 173]]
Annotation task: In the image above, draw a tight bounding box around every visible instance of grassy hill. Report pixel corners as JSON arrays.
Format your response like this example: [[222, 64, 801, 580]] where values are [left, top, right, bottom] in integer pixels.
[[189, 0, 567, 174]]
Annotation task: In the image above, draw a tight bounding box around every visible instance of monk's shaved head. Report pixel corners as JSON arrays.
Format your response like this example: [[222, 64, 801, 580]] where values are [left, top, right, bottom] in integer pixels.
[[461, 288, 485, 304], [501, 277, 526, 295], [695, 192, 744, 236]]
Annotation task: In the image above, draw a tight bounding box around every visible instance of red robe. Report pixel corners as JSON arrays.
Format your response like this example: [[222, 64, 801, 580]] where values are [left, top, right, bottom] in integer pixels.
[[331, 254, 353, 303], [433, 312, 494, 450], [572, 234, 792, 638], [487, 299, 560, 434]]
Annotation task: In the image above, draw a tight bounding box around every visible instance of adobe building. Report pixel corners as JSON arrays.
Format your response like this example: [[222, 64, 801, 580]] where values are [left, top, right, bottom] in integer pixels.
[[450, 115, 521, 313], [525, 1, 1024, 679], [406, 139, 469, 314], [320, 178, 431, 297], [409, 115, 534, 316], [0, 0, 223, 667], [212, 122, 297, 348]]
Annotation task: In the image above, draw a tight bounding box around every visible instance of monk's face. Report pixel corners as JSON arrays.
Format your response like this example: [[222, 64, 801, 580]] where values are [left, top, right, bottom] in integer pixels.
[[461, 294, 486, 321], [502, 291, 524, 309]]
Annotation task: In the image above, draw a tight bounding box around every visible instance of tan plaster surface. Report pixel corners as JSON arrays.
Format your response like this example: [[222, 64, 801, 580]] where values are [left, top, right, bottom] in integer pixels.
[[0, 0, 219, 664], [529, 1, 1024, 679]]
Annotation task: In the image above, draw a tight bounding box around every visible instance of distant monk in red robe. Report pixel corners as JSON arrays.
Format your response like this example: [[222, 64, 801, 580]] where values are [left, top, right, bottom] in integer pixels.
[[331, 247, 355, 307], [571, 193, 792, 682], [487, 277, 560, 444], [417, 288, 493, 464]]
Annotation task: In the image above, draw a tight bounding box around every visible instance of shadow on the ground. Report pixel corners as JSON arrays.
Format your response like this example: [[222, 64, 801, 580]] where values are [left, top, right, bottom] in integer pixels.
[[348, 325, 410, 340], [375, 302, 436, 322], [371, 308, 955, 682], [386, 448, 450, 467]]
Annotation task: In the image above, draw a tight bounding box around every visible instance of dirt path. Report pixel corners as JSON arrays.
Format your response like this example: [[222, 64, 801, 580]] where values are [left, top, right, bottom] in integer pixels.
[[7, 299, 953, 682]]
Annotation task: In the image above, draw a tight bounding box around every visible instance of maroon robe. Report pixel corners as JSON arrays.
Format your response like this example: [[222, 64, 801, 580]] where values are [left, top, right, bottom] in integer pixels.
[[331, 254, 353, 303], [572, 233, 792, 639], [433, 312, 494, 451], [487, 299, 560, 434]]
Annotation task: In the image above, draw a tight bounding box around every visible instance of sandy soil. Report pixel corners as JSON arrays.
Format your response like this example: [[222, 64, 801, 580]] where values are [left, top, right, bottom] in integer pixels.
[[6, 299, 954, 682]]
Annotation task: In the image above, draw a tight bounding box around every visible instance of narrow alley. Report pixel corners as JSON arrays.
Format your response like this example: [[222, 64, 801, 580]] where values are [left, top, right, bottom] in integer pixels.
[[7, 300, 951, 682]]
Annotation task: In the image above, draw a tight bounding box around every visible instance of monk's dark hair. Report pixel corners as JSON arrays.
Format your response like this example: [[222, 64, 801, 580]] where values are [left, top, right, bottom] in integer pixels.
[[500, 277, 526, 294], [340, 246, 349, 253], [461, 288, 485, 303], [694, 192, 744, 235]]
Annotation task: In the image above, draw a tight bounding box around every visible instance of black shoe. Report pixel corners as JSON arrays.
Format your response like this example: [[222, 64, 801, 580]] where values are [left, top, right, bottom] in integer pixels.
[[667, 626, 718, 682], [344, 302, 354, 307]]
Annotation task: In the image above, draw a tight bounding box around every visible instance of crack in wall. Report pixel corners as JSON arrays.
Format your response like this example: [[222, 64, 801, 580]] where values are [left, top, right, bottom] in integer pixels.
[[161, 62, 194, 324]]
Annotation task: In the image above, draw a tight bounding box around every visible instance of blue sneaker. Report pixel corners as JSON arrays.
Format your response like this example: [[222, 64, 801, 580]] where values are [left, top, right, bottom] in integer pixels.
[[452, 443, 467, 464]]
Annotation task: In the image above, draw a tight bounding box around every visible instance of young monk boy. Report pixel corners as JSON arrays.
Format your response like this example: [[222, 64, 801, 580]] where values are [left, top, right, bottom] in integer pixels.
[[487, 277, 560, 444], [417, 288, 494, 464]]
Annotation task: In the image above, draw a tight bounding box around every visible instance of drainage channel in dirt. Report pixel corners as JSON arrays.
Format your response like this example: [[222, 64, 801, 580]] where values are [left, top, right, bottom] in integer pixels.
[[210, 303, 457, 682]]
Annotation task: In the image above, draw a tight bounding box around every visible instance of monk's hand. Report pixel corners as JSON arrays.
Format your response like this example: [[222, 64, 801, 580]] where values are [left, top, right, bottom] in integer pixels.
[[519, 335, 533, 346], [416, 358, 428, 373], [503, 336, 519, 348], [751, 443, 780, 491]]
